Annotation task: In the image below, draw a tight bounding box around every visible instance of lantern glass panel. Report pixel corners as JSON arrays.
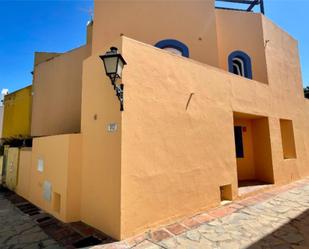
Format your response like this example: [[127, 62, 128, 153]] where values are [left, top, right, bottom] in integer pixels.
[[103, 56, 118, 75], [117, 58, 125, 78]]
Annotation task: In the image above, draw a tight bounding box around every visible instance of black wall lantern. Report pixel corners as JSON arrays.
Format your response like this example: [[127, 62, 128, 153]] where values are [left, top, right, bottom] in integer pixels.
[[100, 47, 127, 111]]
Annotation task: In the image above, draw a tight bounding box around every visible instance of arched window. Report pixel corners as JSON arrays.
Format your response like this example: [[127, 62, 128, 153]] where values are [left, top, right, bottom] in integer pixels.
[[228, 51, 252, 79], [155, 39, 189, 58]]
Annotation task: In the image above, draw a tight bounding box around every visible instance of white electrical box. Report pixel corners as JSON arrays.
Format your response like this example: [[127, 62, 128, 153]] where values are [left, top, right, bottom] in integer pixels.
[[43, 181, 52, 202], [37, 159, 44, 172]]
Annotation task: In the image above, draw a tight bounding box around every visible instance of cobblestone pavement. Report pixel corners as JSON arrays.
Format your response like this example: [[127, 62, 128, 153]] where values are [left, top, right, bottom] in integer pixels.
[[0, 193, 63, 249], [93, 177, 309, 249]]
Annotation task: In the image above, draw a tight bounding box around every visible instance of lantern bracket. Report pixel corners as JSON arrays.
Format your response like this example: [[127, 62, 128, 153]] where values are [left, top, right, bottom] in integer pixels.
[[99, 47, 127, 111]]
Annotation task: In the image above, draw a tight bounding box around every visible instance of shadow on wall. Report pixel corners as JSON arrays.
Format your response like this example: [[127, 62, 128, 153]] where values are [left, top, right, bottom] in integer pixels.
[[246, 208, 309, 248]]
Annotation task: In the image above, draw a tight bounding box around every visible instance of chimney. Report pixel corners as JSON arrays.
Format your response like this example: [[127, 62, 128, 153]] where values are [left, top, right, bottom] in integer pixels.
[[86, 20, 93, 45]]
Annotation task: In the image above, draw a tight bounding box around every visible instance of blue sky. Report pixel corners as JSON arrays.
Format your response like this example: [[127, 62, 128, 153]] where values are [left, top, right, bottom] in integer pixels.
[[0, 0, 308, 93], [0, 0, 93, 93]]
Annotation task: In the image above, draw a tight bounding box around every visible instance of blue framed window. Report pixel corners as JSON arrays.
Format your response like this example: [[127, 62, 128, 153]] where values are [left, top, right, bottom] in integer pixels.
[[154, 39, 189, 58], [228, 51, 252, 79]]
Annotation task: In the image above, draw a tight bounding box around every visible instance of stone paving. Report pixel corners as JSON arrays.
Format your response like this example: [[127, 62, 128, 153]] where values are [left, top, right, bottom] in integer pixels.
[[93, 177, 309, 249], [0, 192, 63, 249]]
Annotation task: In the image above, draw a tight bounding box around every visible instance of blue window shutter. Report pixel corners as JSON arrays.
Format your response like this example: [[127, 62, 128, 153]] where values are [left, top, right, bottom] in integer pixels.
[[154, 39, 189, 58], [228, 51, 253, 79]]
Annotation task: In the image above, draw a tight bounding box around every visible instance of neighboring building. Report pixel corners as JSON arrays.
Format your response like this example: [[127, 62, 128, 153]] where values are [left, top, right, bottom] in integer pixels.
[[2, 85, 32, 140], [1, 86, 32, 191], [12, 0, 309, 241], [30, 22, 93, 137]]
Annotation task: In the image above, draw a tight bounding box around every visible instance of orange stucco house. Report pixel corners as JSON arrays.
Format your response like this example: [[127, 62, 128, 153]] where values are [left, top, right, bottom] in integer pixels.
[[12, 0, 309, 241]]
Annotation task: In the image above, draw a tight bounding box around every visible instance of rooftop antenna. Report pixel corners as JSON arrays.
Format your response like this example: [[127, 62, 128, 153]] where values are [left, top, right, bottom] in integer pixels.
[[215, 0, 265, 15]]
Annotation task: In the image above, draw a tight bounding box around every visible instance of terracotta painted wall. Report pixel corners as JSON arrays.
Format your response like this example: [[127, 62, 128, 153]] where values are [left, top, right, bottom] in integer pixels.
[[2, 86, 32, 139], [5, 147, 20, 191], [120, 37, 239, 238], [233, 118, 255, 180], [215, 10, 268, 84], [304, 100, 309, 166], [80, 39, 122, 239], [92, 0, 219, 67], [233, 114, 274, 183], [29, 134, 82, 222], [252, 117, 274, 183], [16, 148, 32, 200], [117, 36, 309, 238], [31, 45, 91, 137], [66, 134, 82, 221], [280, 119, 297, 159], [34, 52, 62, 66], [75, 33, 309, 239], [261, 16, 308, 184]]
